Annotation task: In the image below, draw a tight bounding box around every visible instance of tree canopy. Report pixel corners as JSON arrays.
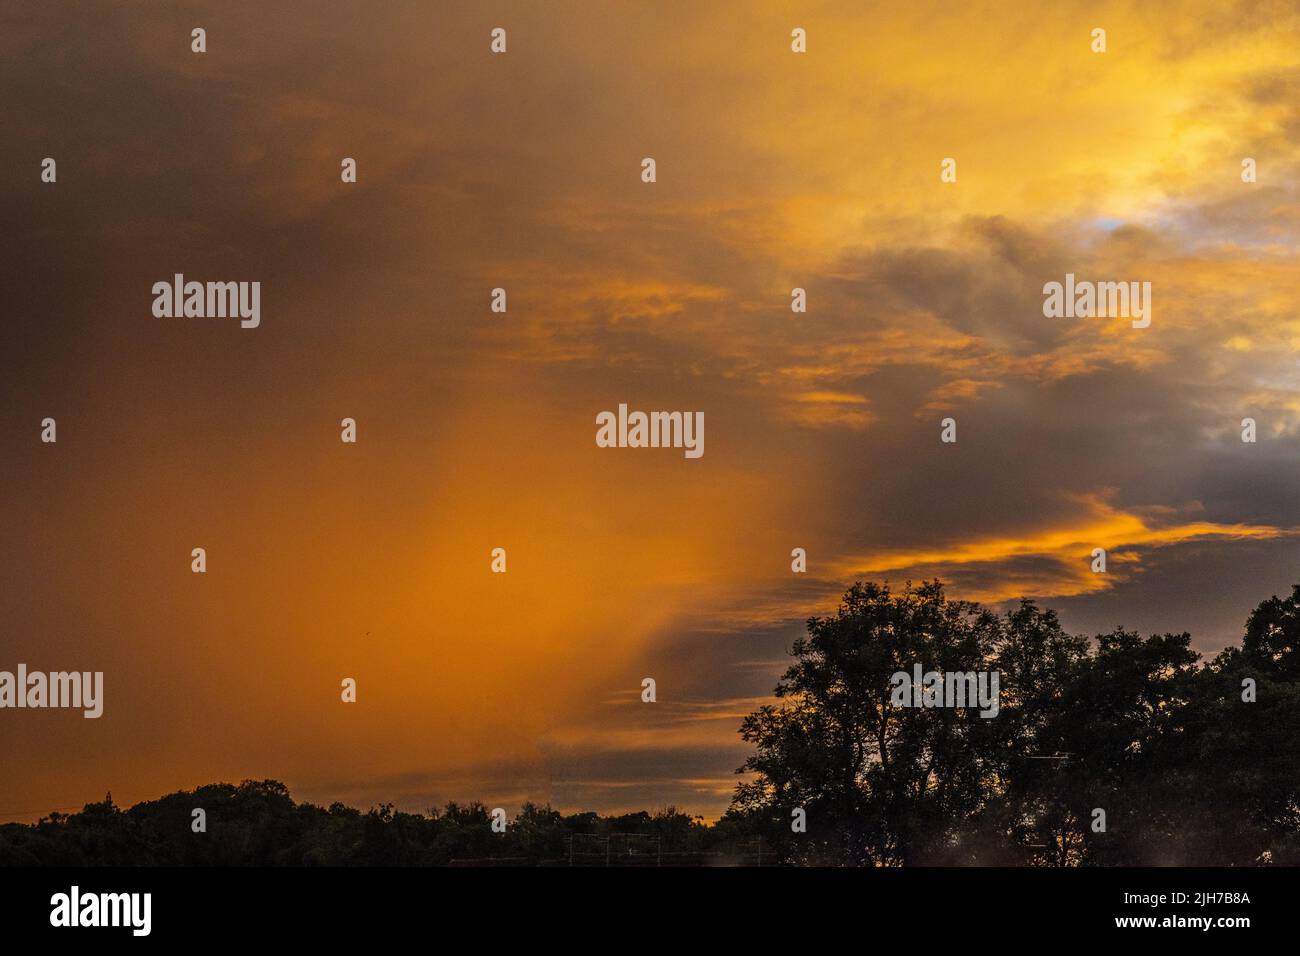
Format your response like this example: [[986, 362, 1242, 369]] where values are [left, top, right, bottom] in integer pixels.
[[725, 580, 1300, 865]]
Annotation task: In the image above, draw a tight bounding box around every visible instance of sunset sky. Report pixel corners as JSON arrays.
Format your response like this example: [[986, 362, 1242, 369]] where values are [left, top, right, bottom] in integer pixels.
[[2, 0, 1298, 822]]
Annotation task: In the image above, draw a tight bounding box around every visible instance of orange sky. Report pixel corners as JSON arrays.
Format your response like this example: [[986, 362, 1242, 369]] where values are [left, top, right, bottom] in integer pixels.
[[2, 0, 1298, 822]]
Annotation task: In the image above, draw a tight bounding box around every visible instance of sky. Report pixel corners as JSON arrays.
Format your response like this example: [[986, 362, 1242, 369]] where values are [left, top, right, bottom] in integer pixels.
[[2, 0, 1298, 823]]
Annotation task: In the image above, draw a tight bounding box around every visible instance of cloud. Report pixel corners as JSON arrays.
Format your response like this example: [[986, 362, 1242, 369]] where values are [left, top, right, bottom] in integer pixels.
[[3, 0, 1299, 824]]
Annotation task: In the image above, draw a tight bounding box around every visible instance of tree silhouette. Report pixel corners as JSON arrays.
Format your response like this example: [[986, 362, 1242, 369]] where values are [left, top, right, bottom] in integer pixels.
[[726, 580, 1300, 866]]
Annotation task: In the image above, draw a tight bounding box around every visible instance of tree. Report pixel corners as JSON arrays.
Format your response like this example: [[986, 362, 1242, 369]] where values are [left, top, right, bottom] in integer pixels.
[[728, 580, 1300, 866], [730, 580, 1002, 864]]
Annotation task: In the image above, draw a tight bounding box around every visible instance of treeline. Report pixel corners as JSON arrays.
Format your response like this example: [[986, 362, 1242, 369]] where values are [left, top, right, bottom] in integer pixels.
[[5, 580, 1300, 866], [0, 780, 752, 866]]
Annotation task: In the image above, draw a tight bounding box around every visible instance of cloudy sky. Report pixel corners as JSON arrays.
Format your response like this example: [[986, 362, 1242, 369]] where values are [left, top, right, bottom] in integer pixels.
[[2, 0, 1298, 822]]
